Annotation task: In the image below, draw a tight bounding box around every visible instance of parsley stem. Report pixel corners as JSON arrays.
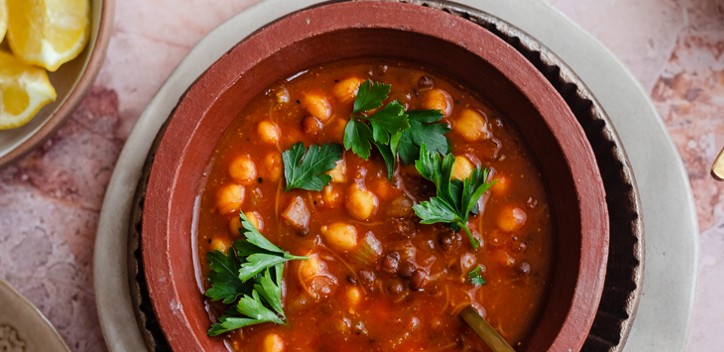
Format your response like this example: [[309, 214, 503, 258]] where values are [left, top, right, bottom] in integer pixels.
[[460, 223, 480, 250], [284, 254, 309, 261]]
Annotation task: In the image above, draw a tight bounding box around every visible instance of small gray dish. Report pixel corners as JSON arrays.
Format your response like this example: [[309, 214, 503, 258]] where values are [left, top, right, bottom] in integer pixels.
[[0, 279, 71, 352]]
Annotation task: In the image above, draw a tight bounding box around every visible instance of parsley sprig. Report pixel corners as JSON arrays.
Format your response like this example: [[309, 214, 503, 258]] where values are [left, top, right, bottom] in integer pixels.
[[412, 145, 496, 250], [397, 109, 450, 164], [467, 266, 487, 286], [343, 80, 450, 179], [282, 142, 343, 191], [344, 80, 409, 177], [206, 212, 307, 336]]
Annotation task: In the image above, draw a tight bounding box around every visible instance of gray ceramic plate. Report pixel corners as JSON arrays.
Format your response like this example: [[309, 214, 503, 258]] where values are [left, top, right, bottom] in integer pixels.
[[0, 280, 71, 352], [94, 0, 698, 351]]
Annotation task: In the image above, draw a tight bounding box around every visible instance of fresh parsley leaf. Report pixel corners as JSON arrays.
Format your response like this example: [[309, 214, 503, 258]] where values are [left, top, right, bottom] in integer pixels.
[[254, 264, 285, 318], [344, 81, 412, 179], [414, 143, 443, 182], [239, 253, 291, 282], [462, 169, 490, 216], [344, 81, 449, 180], [205, 250, 250, 304], [344, 118, 373, 160], [357, 100, 409, 179], [407, 109, 445, 123], [368, 101, 409, 144], [233, 239, 260, 257], [412, 145, 496, 249], [237, 211, 284, 254], [206, 211, 306, 336], [208, 316, 261, 336], [397, 110, 450, 165], [236, 290, 285, 325], [353, 80, 391, 113], [237, 212, 307, 282], [207, 290, 286, 336], [413, 196, 458, 224], [373, 139, 396, 179], [282, 142, 343, 191], [467, 266, 487, 286]]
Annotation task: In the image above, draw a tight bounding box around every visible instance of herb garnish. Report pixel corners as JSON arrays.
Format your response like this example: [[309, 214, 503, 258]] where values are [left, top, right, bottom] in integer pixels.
[[206, 212, 307, 336], [343, 80, 450, 179], [412, 145, 496, 250], [353, 79, 391, 112], [282, 142, 343, 191], [397, 109, 451, 165], [467, 266, 487, 286], [344, 80, 409, 177]]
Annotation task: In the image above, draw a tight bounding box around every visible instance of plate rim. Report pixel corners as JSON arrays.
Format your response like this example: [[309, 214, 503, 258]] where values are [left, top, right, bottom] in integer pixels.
[[0, 279, 71, 352], [93, 0, 698, 351]]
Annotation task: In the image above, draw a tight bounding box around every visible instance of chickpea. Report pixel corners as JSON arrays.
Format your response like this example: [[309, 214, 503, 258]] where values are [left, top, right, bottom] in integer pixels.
[[262, 333, 285, 352], [370, 178, 398, 200], [257, 120, 280, 145], [263, 152, 282, 182], [321, 222, 358, 251], [210, 236, 231, 253], [302, 115, 323, 135], [301, 93, 332, 121], [421, 88, 453, 117], [491, 175, 510, 196], [454, 108, 491, 142], [228, 216, 241, 236], [216, 184, 245, 214], [497, 206, 528, 232], [297, 253, 338, 300], [228, 155, 257, 185], [346, 286, 363, 307], [345, 184, 379, 221], [330, 118, 348, 141], [451, 155, 474, 180], [327, 159, 347, 183], [333, 77, 364, 104], [244, 211, 263, 231], [322, 185, 343, 208], [298, 253, 325, 280]]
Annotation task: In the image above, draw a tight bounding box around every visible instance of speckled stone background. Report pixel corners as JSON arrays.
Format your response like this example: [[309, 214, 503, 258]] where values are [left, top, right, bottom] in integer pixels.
[[0, 0, 721, 351]]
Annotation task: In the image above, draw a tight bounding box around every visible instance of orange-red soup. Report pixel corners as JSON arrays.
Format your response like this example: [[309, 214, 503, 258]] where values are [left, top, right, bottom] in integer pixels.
[[196, 60, 553, 352]]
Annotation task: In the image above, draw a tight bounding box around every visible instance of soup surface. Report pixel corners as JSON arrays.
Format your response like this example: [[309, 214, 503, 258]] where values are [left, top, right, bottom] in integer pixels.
[[196, 60, 553, 352]]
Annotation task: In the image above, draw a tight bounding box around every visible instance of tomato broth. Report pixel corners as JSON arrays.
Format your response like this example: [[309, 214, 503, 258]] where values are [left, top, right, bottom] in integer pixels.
[[196, 59, 554, 352]]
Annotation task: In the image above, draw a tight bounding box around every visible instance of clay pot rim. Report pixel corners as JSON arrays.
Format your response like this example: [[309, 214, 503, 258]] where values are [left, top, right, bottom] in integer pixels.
[[141, 1, 608, 351]]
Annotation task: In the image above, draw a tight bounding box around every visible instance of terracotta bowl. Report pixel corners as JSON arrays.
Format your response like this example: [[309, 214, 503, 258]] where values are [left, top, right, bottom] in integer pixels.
[[142, 1, 609, 351], [0, 0, 114, 167]]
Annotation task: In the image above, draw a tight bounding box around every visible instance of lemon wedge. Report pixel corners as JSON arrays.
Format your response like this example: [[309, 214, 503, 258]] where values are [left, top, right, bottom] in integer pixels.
[[7, 0, 90, 72], [0, 0, 7, 43], [0, 51, 57, 130]]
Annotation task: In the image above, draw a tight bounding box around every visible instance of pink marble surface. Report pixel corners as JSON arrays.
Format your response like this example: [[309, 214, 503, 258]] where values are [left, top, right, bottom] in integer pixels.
[[0, 0, 721, 351]]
